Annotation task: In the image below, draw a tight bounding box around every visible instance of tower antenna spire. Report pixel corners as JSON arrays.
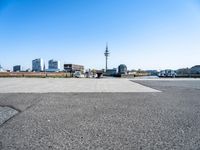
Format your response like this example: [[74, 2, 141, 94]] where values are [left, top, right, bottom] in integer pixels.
[[104, 42, 110, 72]]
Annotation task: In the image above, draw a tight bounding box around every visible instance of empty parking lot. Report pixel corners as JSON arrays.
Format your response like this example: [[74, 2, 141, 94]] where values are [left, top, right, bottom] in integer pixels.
[[0, 78, 200, 149]]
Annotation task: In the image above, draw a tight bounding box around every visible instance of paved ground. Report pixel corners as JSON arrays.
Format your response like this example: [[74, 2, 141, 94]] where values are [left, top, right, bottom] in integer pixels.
[[0, 106, 18, 125], [0, 78, 200, 149], [0, 78, 159, 93]]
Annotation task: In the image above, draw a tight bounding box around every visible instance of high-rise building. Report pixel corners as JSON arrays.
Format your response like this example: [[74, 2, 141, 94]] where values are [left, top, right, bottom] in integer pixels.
[[48, 59, 61, 72], [32, 58, 44, 72], [13, 65, 21, 72]]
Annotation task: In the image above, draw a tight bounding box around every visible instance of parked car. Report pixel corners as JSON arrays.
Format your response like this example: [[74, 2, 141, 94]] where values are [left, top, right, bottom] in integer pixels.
[[73, 71, 84, 78]]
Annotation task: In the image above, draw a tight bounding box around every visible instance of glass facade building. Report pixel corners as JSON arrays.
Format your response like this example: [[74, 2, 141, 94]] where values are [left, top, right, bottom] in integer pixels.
[[32, 58, 44, 72], [13, 65, 21, 72], [48, 59, 61, 72]]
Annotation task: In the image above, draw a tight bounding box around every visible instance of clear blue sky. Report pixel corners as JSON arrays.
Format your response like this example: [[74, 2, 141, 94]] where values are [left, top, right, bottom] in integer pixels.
[[0, 0, 200, 70]]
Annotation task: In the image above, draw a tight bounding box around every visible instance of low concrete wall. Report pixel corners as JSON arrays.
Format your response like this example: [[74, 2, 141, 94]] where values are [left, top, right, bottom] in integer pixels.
[[0, 72, 72, 78], [122, 73, 149, 78]]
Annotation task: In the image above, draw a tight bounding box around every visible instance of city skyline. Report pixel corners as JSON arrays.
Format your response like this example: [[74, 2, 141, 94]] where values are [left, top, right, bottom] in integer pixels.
[[0, 0, 200, 70]]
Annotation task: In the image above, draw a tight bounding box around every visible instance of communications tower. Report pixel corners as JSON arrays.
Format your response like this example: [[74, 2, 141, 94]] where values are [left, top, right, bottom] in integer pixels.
[[104, 43, 110, 72]]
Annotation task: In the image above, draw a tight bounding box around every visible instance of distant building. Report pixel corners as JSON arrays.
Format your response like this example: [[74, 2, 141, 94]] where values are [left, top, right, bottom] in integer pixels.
[[64, 64, 84, 73], [0, 65, 5, 72], [105, 68, 117, 76], [158, 70, 176, 77], [118, 64, 127, 75], [47, 59, 61, 72], [145, 70, 158, 76], [13, 65, 21, 72], [190, 65, 200, 74], [32, 58, 44, 72], [176, 68, 190, 75]]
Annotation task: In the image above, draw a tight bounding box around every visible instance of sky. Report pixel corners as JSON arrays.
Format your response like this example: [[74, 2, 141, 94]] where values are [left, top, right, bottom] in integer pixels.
[[0, 0, 200, 71]]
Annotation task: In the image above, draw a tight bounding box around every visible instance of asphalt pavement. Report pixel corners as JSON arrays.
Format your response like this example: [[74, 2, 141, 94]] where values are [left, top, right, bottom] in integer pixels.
[[0, 79, 200, 149]]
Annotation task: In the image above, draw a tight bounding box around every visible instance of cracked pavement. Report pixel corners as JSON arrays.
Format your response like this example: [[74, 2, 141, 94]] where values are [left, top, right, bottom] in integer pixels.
[[0, 79, 200, 149]]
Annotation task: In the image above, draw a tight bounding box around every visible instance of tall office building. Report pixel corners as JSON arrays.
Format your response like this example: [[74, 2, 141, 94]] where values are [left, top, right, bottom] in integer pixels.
[[32, 58, 44, 72], [48, 59, 61, 72]]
